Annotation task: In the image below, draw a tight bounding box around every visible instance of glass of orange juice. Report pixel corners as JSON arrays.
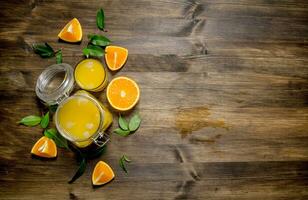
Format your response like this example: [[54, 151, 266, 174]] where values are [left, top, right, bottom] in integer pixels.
[[74, 58, 108, 92]]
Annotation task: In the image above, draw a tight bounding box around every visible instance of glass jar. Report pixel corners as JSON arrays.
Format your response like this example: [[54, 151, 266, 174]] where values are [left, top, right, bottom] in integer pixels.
[[35, 63, 112, 148], [36, 63, 75, 105]]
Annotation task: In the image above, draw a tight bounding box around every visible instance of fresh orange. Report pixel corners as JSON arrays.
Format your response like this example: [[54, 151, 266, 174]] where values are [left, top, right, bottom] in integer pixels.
[[58, 18, 82, 42], [106, 76, 140, 111], [105, 46, 128, 71], [31, 136, 57, 158], [92, 161, 115, 186]]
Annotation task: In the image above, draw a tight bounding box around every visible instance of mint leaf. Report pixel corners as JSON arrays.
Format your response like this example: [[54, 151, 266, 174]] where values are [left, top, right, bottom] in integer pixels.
[[32, 43, 55, 58], [118, 115, 129, 131], [82, 45, 104, 58], [96, 8, 105, 30], [40, 112, 49, 128], [85, 145, 106, 159], [44, 128, 68, 149], [48, 104, 58, 113], [18, 115, 41, 126], [88, 34, 111, 46], [56, 50, 62, 64], [128, 114, 141, 132], [123, 155, 131, 162], [114, 128, 130, 136], [68, 158, 86, 184], [119, 155, 131, 173]]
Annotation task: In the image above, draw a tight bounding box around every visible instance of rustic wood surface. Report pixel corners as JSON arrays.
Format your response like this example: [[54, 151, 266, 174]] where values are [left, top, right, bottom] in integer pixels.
[[1, 0, 308, 199]]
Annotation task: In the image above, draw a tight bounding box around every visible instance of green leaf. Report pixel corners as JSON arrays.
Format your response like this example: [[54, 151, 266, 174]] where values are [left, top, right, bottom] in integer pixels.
[[119, 155, 131, 173], [128, 114, 141, 132], [68, 158, 86, 184], [114, 128, 130, 136], [123, 155, 131, 162], [18, 115, 41, 126], [56, 50, 62, 64], [82, 45, 104, 58], [85, 145, 106, 159], [96, 8, 105, 30], [118, 115, 129, 131], [32, 43, 55, 58], [88, 34, 111, 46], [48, 104, 58, 113], [40, 112, 49, 128], [44, 128, 68, 149]]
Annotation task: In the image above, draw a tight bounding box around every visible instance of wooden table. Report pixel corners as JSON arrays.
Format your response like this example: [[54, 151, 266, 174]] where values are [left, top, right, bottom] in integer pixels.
[[1, 0, 308, 199]]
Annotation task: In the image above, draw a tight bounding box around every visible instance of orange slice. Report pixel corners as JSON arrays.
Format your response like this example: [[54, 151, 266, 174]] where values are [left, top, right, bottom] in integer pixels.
[[58, 18, 82, 42], [105, 46, 128, 71], [31, 136, 57, 158], [92, 161, 115, 186], [106, 76, 140, 111]]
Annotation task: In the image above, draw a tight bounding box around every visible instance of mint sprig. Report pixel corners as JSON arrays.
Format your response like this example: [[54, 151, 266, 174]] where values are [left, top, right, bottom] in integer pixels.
[[118, 115, 129, 130], [88, 34, 111, 47], [33, 43, 63, 64], [56, 50, 62, 64], [119, 155, 131, 173], [40, 111, 49, 129], [68, 158, 86, 184], [44, 128, 69, 149], [96, 8, 105, 31], [18, 115, 41, 126], [82, 44, 104, 58], [114, 114, 141, 136]]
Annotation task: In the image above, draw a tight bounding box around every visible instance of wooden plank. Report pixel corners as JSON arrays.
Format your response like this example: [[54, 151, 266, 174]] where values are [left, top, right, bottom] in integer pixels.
[[0, 0, 308, 199]]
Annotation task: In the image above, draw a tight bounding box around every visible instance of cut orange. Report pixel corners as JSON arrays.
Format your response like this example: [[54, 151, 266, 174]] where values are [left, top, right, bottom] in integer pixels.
[[31, 136, 57, 158], [58, 18, 82, 42], [105, 46, 128, 71], [106, 76, 140, 111], [92, 161, 115, 186]]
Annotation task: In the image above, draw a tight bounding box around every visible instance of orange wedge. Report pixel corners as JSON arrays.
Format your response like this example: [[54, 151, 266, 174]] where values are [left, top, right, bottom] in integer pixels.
[[105, 46, 128, 71], [31, 136, 57, 158], [58, 18, 82, 42], [92, 161, 115, 186], [106, 76, 140, 111]]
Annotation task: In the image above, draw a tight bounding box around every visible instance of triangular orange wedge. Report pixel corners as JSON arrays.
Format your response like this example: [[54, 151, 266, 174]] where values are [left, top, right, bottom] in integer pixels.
[[107, 76, 140, 111], [92, 161, 115, 186], [105, 46, 128, 71], [58, 18, 82, 42], [31, 136, 57, 158]]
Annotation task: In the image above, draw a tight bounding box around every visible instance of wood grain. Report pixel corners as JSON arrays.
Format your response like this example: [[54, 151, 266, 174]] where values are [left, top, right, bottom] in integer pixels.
[[0, 0, 308, 199]]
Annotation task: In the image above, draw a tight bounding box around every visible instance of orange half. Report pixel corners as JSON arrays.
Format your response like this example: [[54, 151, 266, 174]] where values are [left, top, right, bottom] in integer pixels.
[[105, 46, 128, 71], [107, 76, 140, 111], [31, 136, 57, 158], [58, 18, 83, 42], [92, 161, 115, 186]]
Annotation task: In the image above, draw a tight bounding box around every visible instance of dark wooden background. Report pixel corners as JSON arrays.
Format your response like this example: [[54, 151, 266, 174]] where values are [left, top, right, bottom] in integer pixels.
[[1, 0, 308, 199]]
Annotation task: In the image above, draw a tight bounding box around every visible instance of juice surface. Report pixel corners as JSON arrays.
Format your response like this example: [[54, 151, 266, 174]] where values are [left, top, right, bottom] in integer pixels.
[[57, 95, 101, 141], [75, 59, 106, 90]]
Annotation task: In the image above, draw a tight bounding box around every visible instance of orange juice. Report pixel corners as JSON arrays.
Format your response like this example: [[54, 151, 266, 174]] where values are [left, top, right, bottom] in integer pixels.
[[55, 90, 112, 148], [74, 59, 108, 92]]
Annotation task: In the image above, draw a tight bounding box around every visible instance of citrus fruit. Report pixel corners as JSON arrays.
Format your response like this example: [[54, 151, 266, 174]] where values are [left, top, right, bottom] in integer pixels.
[[92, 161, 115, 186], [106, 76, 140, 111], [58, 18, 82, 42], [105, 46, 128, 71], [31, 136, 57, 158]]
